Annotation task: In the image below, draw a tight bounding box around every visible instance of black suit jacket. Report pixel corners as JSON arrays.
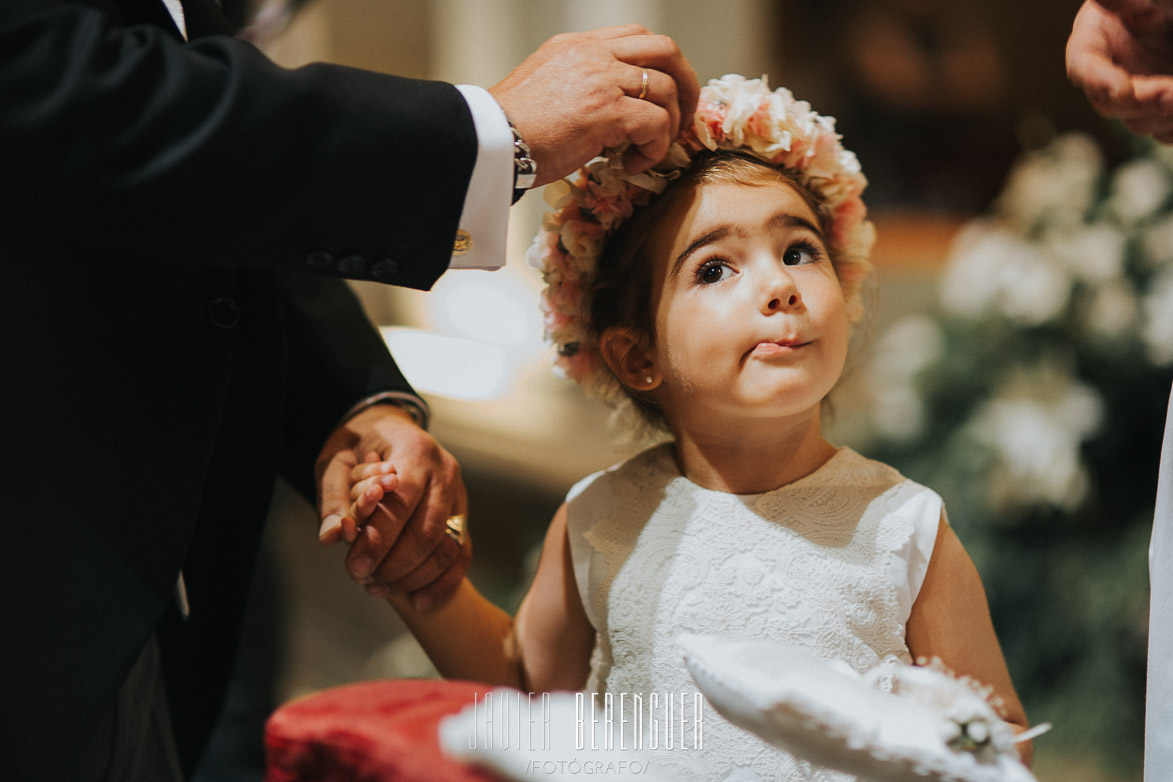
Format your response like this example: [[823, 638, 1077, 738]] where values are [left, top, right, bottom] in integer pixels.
[[0, 1, 479, 777]]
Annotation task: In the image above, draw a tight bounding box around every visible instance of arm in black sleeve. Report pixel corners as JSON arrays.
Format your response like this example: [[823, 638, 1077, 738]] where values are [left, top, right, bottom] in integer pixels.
[[276, 271, 416, 500], [0, 0, 476, 290]]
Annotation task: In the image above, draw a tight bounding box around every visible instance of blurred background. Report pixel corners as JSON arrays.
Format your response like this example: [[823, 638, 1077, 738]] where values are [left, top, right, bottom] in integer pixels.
[[207, 2, 1172, 781]]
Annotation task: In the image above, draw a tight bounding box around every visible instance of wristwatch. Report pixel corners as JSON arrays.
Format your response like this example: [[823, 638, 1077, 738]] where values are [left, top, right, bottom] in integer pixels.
[[509, 119, 537, 200]]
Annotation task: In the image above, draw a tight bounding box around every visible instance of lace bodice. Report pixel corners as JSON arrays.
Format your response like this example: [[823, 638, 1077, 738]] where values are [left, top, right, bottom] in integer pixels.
[[565, 444, 942, 781]]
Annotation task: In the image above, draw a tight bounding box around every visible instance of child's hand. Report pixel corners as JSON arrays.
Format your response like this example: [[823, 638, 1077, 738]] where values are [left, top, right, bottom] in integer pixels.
[[345, 452, 399, 543], [315, 404, 471, 611]]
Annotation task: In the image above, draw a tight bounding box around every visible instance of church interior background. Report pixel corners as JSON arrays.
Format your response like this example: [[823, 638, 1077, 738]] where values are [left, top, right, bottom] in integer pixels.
[[205, 2, 1168, 780]]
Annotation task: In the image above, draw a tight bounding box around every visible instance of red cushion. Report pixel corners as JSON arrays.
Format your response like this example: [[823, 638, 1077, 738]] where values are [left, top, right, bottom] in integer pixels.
[[264, 679, 505, 782]]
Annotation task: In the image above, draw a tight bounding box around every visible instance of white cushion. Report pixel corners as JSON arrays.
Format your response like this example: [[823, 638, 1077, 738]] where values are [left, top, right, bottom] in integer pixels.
[[678, 633, 1037, 782]]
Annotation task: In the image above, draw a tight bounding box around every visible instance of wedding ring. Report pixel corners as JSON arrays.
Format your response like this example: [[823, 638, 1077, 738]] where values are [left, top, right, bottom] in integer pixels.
[[637, 68, 650, 100], [445, 513, 467, 546]]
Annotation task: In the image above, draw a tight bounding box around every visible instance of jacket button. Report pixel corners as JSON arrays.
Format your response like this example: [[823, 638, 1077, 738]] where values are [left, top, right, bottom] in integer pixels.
[[306, 251, 333, 269], [208, 297, 240, 329], [371, 258, 398, 279], [338, 254, 367, 275]]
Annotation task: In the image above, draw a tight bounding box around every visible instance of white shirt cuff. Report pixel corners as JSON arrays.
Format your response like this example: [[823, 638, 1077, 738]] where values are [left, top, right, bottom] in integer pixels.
[[451, 84, 512, 271]]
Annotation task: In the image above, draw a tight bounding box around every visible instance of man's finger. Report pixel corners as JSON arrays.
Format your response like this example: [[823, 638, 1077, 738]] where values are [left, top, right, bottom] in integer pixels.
[[363, 483, 447, 585], [1067, 3, 1136, 100], [391, 534, 466, 598], [621, 99, 673, 174], [1131, 73, 1173, 109], [622, 66, 680, 140], [1125, 113, 1173, 136], [317, 452, 358, 544], [577, 23, 652, 40], [1071, 55, 1136, 107], [1068, 31, 1135, 101], [610, 34, 699, 133], [400, 492, 471, 609]]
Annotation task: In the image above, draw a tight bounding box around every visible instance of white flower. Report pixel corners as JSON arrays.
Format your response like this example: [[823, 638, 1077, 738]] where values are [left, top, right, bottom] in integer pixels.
[[870, 385, 927, 442], [1109, 157, 1173, 225], [1140, 213, 1173, 269], [714, 75, 768, 142], [1047, 222, 1127, 285], [1143, 268, 1173, 365], [871, 315, 947, 381], [1006, 256, 1073, 326], [976, 398, 1091, 511], [969, 365, 1103, 513], [995, 133, 1103, 229], [1082, 280, 1140, 342], [940, 222, 1016, 319], [941, 222, 1071, 326], [862, 316, 947, 443]]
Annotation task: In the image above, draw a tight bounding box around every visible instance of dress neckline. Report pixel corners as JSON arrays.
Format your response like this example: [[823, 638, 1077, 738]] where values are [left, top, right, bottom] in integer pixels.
[[648, 441, 857, 500]]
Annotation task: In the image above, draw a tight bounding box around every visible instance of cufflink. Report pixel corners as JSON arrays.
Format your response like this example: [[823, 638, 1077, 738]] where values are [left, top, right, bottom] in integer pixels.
[[453, 230, 473, 256]]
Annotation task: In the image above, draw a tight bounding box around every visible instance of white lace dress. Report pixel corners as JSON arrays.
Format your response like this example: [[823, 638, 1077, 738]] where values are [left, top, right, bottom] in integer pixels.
[[565, 444, 942, 782]]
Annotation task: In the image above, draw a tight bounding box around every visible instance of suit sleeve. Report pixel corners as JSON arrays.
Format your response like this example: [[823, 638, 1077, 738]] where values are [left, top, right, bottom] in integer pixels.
[[275, 271, 417, 500], [0, 0, 477, 291]]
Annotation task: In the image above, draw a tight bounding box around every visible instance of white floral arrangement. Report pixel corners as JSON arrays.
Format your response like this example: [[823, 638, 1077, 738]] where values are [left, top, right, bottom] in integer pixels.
[[851, 131, 1165, 768], [526, 74, 877, 394], [866, 132, 1173, 514]]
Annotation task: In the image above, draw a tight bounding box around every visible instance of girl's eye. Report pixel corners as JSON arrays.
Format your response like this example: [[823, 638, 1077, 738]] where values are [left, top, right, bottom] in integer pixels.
[[783, 240, 823, 266], [697, 260, 734, 285]]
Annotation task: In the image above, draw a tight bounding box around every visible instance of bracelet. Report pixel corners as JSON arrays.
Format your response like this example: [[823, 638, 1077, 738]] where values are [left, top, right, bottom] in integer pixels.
[[508, 119, 537, 192]]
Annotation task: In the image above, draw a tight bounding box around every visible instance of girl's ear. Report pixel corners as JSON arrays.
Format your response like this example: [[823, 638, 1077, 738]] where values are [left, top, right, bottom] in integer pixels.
[[599, 327, 661, 391]]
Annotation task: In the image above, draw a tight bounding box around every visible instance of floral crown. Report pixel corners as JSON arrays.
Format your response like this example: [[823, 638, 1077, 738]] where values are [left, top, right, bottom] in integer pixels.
[[526, 74, 876, 395]]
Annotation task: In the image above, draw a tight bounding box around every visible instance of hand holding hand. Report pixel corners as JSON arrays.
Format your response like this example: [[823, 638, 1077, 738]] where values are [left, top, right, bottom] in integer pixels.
[[316, 405, 470, 610], [1067, 0, 1173, 141], [490, 24, 700, 184]]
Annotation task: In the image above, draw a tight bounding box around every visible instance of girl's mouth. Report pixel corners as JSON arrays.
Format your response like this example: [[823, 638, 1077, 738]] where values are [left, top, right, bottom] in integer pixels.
[[751, 339, 809, 358]]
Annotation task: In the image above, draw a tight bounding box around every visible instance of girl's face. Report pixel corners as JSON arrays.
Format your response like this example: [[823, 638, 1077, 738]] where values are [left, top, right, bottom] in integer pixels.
[[645, 179, 850, 428]]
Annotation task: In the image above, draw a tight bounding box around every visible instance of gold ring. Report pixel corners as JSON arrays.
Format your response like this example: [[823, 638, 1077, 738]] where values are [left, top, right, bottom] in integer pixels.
[[445, 513, 467, 546], [637, 68, 649, 100]]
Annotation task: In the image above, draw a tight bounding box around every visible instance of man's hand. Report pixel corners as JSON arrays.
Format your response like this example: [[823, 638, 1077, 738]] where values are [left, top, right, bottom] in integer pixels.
[[490, 24, 699, 184], [315, 405, 470, 611], [1068, 0, 1173, 142]]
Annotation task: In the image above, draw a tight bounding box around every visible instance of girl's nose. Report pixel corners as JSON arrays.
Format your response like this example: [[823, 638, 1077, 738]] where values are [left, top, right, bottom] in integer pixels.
[[762, 268, 801, 313]]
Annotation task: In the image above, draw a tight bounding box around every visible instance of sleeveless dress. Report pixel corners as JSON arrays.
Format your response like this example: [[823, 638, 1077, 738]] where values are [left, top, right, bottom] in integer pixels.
[[564, 444, 942, 781]]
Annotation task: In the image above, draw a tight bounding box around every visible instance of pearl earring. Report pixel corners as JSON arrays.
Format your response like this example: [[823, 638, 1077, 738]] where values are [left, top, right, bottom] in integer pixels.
[[644, 376, 654, 385]]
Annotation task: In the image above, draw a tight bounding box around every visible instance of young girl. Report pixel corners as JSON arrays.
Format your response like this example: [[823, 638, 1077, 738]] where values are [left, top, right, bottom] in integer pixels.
[[349, 75, 1031, 780]]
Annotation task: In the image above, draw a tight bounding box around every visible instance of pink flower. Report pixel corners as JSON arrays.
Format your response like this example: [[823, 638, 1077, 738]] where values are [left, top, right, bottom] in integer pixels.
[[831, 196, 867, 250], [548, 278, 582, 314], [558, 349, 600, 384], [698, 103, 730, 146]]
